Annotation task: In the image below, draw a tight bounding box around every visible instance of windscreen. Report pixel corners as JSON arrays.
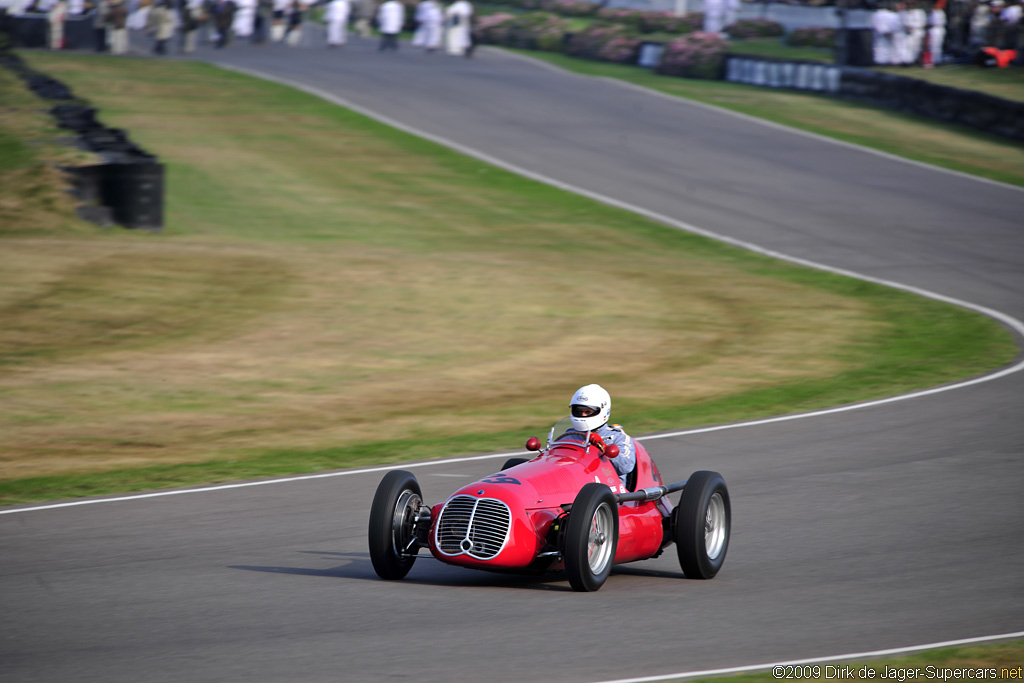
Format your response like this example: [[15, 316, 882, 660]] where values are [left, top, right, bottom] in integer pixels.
[[546, 417, 589, 448]]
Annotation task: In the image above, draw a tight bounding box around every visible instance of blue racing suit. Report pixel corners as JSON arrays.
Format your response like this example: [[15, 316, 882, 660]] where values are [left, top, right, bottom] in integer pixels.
[[593, 423, 636, 486]]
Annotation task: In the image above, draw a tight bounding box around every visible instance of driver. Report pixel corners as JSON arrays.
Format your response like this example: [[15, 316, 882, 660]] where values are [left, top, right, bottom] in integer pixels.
[[569, 384, 636, 486]]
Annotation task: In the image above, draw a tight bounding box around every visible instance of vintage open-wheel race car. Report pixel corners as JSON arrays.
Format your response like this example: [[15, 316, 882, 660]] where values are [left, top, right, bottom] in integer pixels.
[[368, 417, 730, 591]]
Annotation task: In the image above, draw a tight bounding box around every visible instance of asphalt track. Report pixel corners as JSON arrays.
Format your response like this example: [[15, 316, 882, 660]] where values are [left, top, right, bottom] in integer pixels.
[[2, 36, 1024, 683]]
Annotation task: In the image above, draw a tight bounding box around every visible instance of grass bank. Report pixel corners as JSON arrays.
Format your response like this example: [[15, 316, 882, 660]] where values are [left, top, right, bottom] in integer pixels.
[[0, 52, 1016, 506]]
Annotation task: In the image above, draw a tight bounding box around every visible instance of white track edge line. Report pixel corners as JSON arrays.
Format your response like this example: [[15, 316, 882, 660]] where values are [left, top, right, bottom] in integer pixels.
[[3, 63, 1021, 517], [590, 631, 1024, 683]]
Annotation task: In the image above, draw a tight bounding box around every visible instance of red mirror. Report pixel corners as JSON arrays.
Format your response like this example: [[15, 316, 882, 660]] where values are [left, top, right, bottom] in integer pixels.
[[525, 437, 541, 452], [604, 444, 620, 459]]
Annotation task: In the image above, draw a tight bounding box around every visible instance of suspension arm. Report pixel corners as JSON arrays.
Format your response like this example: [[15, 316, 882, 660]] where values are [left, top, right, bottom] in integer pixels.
[[615, 479, 687, 504]]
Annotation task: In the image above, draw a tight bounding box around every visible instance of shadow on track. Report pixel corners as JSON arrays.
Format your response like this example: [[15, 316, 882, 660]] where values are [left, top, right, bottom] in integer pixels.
[[230, 549, 685, 591]]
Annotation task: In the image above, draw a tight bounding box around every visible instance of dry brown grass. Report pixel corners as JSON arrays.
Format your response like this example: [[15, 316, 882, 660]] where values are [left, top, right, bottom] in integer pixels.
[[0, 55, 884, 483], [0, 232, 875, 480]]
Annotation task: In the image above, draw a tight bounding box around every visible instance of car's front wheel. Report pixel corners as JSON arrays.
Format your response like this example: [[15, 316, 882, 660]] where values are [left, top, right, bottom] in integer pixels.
[[675, 470, 730, 579], [564, 483, 618, 592], [368, 470, 423, 580], [501, 457, 528, 471]]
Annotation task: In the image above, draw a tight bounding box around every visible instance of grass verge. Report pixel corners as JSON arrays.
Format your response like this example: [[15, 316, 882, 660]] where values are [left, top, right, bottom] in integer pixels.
[[0, 52, 1016, 506]]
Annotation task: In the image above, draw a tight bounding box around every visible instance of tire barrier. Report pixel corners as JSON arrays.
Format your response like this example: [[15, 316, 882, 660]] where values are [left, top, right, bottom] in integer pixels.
[[0, 50, 164, 229], [726, 56, 842, 93], [724, 54, 1024, 144]]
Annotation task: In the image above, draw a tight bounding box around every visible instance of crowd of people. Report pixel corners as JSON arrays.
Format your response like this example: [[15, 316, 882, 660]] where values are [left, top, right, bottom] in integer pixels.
[[3, 0, 478, 56], [871, 0, 1022, 66]]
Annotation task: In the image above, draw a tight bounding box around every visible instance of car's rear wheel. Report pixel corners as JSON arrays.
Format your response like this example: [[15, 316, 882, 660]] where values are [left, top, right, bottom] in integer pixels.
[[564, 483, 618, 592], [675, 470, 730, 579], [368, 470, 423, 580]]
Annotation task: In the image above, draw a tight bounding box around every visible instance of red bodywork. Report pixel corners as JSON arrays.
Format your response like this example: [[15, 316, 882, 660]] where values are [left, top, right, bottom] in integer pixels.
[[426, 433, 672, 574]]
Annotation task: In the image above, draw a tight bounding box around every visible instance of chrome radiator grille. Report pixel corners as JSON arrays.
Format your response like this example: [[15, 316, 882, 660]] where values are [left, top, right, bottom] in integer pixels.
[[435, 495, 511, 560]]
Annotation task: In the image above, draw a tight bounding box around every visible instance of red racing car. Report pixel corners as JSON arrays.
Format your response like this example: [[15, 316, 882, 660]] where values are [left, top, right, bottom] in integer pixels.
[[368, 417, 730, 591]]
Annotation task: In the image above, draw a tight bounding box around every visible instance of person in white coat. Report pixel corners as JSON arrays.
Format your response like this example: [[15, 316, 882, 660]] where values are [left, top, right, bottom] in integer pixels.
[[325, 0, 349, 46], [902, 0, 928, 63], [703, 0, 725, 33], [48, 0, 67, 48], [232, 0, 255, 38], [412, 0, 442, 50], [927, 0, 947, 65], [376, 0, 404, 50], [872, 3, 899, 64], [444, 0, 471, 55]]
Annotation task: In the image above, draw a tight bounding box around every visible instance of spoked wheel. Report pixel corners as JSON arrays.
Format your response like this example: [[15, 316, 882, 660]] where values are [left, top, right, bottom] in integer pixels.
[[501, 457, 528, 471], [564, 483, 618, 592], [675, 470, 730, 579], [368, 470, 424, 580]]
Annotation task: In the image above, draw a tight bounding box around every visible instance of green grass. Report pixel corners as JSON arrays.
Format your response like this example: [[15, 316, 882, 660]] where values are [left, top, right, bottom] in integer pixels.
[[728, 36, 835, 62], [0, 52, 1016, 507], [499, 48, 1024, 187], [875, 62, 1024, 103], [682, 639, 1024, 683]]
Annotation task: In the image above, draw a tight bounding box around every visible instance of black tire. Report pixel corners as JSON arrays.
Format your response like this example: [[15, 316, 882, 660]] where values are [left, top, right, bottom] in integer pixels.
[[368, 470, 423, 580], [563, 483, 618, 592], [675, 470, 730, 579], [501, 457, 528, 471]]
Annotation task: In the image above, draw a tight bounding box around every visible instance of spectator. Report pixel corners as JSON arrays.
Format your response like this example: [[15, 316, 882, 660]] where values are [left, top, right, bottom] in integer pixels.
[[903, 0, 928, 63], [703, 0, 724, 34], [180, 0, 203, 52], [252, 0, 270, 41], [998, 0, 1020, 47], [352, 0, 372, 37], [212, 0, 235, 47], [444, 0, 471, 55], [945, 0, 971, 55], [284, 0, 303, 45], [969, 0, 992, 46], [412, 0, 442, 51], [107, 0, 128, 52], [324, 0, 349, 46], [926, 0, 947, 64], [270, 0, 286, 40], [47, 0, 66, 49], [872, 2, 899, 64], [232, 0, 254, 39], [376, 0, 403, 50], [90, 0, 109, 50], [145, 0, 174, 53]]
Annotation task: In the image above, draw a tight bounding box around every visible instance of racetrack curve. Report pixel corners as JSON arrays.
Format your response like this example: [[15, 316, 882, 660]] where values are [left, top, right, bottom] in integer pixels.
[[2, 37, 1022, 683]]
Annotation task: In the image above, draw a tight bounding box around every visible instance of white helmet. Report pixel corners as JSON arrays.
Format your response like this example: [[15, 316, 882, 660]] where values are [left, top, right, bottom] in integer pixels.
[[569, 384, 611, 432]]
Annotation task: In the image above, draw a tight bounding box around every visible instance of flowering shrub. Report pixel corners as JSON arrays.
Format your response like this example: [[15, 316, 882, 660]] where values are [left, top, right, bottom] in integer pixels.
[[475, 13, 519, 45], [543, 0, 600, 17], [475, 12, 570, 52], [638, 10, 703, 34], [655, 31, 729, 79], [595, 8, 702, 34], [596, 7, 646, 29], [724, 18, 784, 38], [786, 26, 836, 48], [596, 34, 644, 63], [566, 22, 638, 60]]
